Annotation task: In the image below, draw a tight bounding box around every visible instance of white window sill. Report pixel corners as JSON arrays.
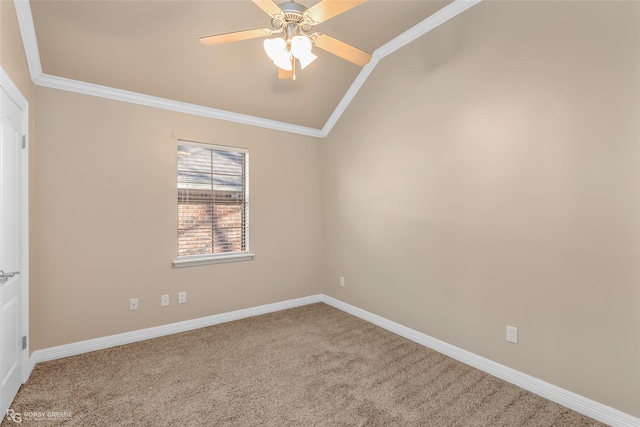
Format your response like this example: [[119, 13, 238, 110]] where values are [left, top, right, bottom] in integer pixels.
[[173, 253, 255, 268]]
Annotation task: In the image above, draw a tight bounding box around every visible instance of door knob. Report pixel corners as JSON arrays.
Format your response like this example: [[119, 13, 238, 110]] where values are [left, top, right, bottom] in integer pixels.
[[0, 270, 20, 284]]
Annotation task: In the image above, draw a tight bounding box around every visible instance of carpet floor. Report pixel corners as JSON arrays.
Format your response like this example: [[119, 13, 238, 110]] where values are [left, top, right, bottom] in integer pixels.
[[3, 303, 606, 426]]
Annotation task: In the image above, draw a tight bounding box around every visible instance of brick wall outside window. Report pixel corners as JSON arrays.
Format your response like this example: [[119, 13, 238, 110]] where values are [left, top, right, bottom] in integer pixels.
[[178, 202, 244, 256]]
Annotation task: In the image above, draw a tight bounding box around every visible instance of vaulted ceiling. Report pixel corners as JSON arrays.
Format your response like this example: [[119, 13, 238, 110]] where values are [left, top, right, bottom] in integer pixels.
[[18, 0, 478, 136]]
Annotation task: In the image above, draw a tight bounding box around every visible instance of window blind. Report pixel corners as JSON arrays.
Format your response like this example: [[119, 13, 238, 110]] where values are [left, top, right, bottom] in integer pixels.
[[177, 141, 248, 257]]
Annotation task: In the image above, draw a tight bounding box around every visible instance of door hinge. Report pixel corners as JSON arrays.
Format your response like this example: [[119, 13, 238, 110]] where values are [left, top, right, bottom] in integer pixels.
[[22, 336, 27, 350], [21, 135, 26, 149]]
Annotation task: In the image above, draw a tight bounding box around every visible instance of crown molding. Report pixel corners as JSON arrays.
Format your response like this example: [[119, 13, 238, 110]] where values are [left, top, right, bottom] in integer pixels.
[[34, 73, 325, 138], [13, 0, 42, 79], [14, 0, 480, 138], [376, 0, 481, 59], [322, 0, 481, 136], [1, 68, 29, 109]]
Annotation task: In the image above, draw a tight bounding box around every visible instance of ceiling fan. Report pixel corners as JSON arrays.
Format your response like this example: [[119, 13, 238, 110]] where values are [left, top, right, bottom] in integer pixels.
[[199, 0, 372, 80]]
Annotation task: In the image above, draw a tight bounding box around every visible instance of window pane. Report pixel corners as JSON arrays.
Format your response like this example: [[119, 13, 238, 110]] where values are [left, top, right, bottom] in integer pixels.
[[212, 150, 244, 175], [177, 142, 247, 258], [178, 145, 212, 173], [213, 174, 243, 193], [178, 171, 213, 191], [178, 203, 213, 256]]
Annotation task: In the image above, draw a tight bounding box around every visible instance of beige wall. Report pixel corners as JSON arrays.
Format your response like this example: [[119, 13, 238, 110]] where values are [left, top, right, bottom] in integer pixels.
[[322, 1, 639, 417], [32, 87, 323, 350]]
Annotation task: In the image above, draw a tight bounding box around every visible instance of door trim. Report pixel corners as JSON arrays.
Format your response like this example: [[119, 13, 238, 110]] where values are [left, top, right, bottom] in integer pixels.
[[0, 67, 31, 382]]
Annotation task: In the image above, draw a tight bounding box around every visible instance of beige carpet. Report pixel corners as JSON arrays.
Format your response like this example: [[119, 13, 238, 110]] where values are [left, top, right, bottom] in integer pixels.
[[3, 303, 606, 426]]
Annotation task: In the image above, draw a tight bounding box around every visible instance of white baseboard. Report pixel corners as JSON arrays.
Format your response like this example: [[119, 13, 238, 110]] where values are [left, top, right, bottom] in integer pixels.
[[30, 294, 323, 364], [28, 293, 637, 427], [319, 295, 639, 427]]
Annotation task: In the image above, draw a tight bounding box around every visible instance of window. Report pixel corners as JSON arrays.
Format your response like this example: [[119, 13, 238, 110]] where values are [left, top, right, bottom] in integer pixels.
[[173, 140, 253, 267]]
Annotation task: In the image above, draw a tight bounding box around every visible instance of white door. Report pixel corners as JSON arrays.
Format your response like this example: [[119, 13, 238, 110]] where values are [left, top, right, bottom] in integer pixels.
[[0, 76, 27, 417]]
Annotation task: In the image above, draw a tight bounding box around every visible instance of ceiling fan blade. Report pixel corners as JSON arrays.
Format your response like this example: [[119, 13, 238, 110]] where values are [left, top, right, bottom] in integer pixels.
[[251, 0, 283, 16], [278, 58, 295, 80], [305, 0, 367, 24], [278, 67, 294, 80], [199, 28, 272, 46], [313, 33, 371, 67]]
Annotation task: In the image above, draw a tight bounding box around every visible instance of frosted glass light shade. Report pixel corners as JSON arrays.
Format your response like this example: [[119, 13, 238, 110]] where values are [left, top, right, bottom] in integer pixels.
[[290, 35, 317, 70], [273, 53, 293, 70], [291, 36, 312, 57], [263, 38, 286, 61], [263, 38, 292, 70], [297, 51, 317, 69]]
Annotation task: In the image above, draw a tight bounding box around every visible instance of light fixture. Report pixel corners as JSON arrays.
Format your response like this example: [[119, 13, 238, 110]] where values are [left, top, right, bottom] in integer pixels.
[[263, 34, 317, 73], [199, 0, 373, 81]]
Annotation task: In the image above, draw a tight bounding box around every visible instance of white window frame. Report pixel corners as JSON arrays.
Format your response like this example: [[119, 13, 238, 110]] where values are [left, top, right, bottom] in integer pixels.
[[173, 140, 254, 268]]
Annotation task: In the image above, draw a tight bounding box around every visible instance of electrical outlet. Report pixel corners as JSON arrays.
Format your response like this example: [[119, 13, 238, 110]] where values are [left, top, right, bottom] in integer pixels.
[[161, 294, 169, 307], [340, 276, 345, 287], [506, 325, 518, 344], [129, 298, 138, 311], [178, 291, 187, 304]]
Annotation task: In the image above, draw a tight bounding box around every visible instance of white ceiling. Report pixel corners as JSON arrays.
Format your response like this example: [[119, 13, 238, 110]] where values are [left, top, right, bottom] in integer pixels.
[[18, 0, 479, 136]]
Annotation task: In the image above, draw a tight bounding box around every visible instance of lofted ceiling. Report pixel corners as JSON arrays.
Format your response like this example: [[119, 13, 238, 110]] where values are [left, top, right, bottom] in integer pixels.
[[21, 0, 477, 135]]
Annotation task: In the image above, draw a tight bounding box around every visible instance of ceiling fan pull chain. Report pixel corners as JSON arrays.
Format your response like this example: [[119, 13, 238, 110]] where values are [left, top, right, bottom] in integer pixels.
[[292, 58, 297, 81]]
